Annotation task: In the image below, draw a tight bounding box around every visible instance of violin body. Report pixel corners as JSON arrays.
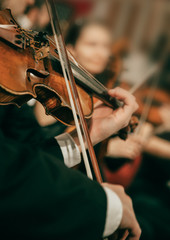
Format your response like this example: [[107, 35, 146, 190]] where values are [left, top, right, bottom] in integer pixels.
[[135, 87, 170, 126]]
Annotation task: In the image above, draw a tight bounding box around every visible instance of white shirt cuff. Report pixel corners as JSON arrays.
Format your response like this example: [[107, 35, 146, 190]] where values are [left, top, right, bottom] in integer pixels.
[[102, 187, 123, 237], [55, 133, 81, 168]]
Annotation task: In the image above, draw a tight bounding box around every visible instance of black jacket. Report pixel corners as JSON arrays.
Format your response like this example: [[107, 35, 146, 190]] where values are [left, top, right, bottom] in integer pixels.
[[0, 104, 107, 240]]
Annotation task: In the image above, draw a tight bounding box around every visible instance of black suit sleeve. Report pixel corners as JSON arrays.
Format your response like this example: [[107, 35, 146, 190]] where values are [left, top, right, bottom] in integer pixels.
[[0, 106, 107, 240]]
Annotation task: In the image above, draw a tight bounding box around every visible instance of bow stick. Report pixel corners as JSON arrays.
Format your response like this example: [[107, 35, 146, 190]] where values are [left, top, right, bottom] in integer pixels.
[[46, 0, 103, 182]]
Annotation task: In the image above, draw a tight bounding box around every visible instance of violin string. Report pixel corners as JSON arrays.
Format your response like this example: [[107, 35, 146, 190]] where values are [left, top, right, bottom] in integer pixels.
[[134, 75, 160, 134], [134, 39, 169, 135], [47, 37, 108, 92], [129, 64, 159, 95]]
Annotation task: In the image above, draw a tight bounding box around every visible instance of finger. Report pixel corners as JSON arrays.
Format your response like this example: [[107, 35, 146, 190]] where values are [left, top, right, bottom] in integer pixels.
[[126, 232, 141, 240], [109, 107, 132, 128], [126, 231, 141, 240], [94, 99, 103, 108], [126, 223, 141, 240], [119, 229, 129, 240], [108, 88, 138, 111], [132, 146, 142, 156], [127, 151, 137, 160]]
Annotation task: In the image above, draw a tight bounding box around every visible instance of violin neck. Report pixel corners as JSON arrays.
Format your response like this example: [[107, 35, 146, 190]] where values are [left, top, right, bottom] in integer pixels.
[[50, 45, 121, 109], [69, 59, 121, 109], [95, 92, 122, 109]]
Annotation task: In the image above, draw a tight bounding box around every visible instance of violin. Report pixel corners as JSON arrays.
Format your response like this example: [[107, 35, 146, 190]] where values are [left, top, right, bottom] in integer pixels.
[[135, 86, 170, 126], [0, 9, 137, 140]]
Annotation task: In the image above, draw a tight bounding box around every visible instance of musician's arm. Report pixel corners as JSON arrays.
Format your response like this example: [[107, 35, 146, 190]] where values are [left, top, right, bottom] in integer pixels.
[[55, 132, 123, 237], [144, 135, 170, 159], [55, 130, 141, 239]]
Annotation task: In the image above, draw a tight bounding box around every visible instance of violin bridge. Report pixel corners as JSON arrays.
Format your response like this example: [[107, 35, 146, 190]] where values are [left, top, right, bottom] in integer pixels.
[[34, 46, 50, 61]]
